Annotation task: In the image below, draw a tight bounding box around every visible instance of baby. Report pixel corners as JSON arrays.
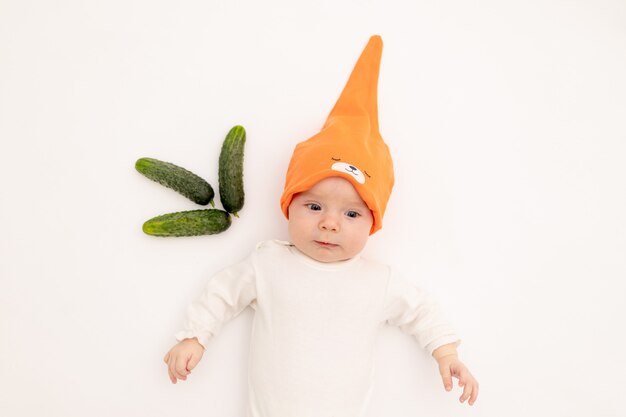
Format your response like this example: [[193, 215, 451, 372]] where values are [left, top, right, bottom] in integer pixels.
[[163, 36, 478, 416]]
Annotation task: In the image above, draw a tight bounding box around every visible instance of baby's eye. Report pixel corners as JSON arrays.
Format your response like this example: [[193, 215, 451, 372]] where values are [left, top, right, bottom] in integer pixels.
[[306, 203, 322, 211], [345, 210, 360, 219]]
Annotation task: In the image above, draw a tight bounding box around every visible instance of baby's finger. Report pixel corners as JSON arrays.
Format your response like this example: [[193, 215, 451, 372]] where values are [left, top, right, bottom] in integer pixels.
[[166, 357, 178, 382], [439, 366, 453, 391], [167, 367, 177, 384], [469, 381, 479, 405], [459, 381, 472, 404], [457, 369, 468, 388], [165, 355, 178, 384], [175, 356, 190, 379], [187, 355, 200, 373], [187, 352, 201, 372]]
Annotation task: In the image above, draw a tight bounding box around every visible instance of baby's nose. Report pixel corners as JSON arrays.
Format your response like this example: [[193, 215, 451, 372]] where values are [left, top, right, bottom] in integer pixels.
[[319, 215, 340, 232]]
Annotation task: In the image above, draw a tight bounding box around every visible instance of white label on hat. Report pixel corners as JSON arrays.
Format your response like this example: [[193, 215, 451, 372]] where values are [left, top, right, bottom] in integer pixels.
[[332, 162, 366, 184]]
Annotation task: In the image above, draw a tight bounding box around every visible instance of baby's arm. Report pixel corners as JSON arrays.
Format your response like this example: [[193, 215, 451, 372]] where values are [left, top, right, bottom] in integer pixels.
[[164, 254, 257, 384], [163, 337, 204, 384], [433, 343, 479, 405], [383, 269, 478, 405]]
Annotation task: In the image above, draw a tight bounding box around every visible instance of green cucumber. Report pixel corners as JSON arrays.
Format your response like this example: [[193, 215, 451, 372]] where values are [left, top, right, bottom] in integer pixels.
[[135, 157, 215, 206], [142, 209, 231, 237], [218, 125, 246, 216]]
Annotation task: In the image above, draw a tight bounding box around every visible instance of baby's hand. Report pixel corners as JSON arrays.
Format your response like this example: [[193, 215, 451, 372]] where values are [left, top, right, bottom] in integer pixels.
[[432, 344, 478, 406], [436, 354, 479, 406], [163, 337, 204, 384]]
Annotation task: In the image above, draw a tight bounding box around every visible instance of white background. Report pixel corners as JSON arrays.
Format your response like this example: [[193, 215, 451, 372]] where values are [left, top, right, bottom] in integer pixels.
[[1, 1, 625, 416]]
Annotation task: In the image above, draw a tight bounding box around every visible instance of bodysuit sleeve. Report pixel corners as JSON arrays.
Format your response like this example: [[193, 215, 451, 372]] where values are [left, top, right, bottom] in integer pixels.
[[383, 269, 460, 355], [175, 254, 257, 349]]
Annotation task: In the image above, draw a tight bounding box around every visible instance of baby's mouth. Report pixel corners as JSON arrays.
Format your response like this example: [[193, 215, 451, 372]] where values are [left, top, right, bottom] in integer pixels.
[[315, 241, 338, 248]]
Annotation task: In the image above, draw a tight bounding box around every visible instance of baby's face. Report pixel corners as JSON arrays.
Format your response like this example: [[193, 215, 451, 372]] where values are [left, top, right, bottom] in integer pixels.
[[288, 176, 373, 263]]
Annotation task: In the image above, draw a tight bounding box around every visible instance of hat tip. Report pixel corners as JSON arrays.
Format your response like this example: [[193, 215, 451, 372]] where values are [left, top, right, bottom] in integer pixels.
[[369, 34, 382, 43]]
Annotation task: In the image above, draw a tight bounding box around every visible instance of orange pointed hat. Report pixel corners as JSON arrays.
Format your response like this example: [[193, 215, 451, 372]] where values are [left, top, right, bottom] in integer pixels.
[[280, 35, 394, 234]]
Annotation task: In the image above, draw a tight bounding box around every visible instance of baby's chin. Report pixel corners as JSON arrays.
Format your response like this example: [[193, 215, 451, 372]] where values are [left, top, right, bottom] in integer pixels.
[[299, 242, 354, 263]]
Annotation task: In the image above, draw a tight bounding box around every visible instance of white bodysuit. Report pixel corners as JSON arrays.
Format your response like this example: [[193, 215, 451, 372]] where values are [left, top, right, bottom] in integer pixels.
[[176, 240, 460, 417]]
